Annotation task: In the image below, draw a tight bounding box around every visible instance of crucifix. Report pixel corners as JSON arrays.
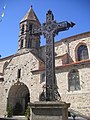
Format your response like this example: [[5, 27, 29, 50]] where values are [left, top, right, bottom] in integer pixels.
[[33, 10, 75, 101]]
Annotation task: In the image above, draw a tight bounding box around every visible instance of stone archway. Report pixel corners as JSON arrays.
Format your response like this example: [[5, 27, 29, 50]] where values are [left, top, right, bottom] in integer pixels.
[[7, 81, 30, 115]]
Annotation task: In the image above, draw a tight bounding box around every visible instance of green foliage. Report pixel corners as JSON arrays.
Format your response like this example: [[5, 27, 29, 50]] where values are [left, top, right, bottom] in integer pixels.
[[25, 106, 30, 119], [7, 106, 13, 117]]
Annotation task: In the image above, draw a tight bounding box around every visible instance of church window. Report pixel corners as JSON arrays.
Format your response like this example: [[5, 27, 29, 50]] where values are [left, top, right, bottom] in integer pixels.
[[27, 38, 32, 48], [21, 25, 24, 34], [17, 69, 21, 78], [68, 69, 80, 91], [77, 45, 89, 61], [20, 39, 24, 48], [29, 23, 33, 34]]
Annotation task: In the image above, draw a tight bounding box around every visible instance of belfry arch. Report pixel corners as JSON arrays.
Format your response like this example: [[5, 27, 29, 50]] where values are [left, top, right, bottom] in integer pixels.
[[7, 81, 30, 115]]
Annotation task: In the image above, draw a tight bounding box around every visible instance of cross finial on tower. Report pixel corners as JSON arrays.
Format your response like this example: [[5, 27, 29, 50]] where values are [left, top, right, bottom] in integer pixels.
[[47, 10, 52, 14]]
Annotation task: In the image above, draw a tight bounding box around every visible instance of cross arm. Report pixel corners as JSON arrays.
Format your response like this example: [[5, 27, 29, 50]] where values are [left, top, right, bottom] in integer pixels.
[[55, 21, 75, 34]]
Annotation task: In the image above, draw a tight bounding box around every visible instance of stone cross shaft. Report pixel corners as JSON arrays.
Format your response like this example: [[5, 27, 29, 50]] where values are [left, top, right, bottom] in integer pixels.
[[33, 10, 75, 101]]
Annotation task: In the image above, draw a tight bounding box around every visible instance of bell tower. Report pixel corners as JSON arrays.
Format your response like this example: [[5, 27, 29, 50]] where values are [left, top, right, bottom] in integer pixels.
[[18, 6, 41, 54]]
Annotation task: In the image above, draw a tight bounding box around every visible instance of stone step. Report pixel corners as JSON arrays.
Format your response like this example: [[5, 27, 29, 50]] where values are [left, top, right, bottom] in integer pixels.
[[68, 117, 87, 120], [0, 116, 27, 120], [12, 116, 27, 120]]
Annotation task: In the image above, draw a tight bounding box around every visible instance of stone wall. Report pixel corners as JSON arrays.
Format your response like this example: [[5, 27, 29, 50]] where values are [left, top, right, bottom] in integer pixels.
[[0, 52, 42, 117], [0, 84, 6, 117], [61, 92, 90, 116], [68, 36, 90, 62], [40, 33, 90, 66], [3, 52, 40, 98], [56, 63, 90, 116], [0, 32, 90, 117]]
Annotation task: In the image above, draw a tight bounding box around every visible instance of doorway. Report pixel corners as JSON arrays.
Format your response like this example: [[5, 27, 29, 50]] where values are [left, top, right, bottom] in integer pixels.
[[8, 82, 30, 115]]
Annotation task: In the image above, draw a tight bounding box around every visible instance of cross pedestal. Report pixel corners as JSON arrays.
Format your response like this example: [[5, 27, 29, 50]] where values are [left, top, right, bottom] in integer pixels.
[[30, 9, 75, 120], [30, 102, 70, 120]]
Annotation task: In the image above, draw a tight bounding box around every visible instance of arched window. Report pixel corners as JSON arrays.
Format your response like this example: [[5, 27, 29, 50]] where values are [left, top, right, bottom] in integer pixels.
[[68, 69, 81, 91], [20, 39, 23, 48], [21, 25, 24, 34], [77, 45, 89, 61], [17, 69, 21, 78], [29, 23, 32, 34], [27, 38, 32, 48]]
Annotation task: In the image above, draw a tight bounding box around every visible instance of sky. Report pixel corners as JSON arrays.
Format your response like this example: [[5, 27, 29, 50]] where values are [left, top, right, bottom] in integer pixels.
[[0, 0, 90, 58]]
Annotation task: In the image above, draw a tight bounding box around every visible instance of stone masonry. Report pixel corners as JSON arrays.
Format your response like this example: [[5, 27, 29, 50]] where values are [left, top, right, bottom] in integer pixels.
[[0, 6, 90, 117]]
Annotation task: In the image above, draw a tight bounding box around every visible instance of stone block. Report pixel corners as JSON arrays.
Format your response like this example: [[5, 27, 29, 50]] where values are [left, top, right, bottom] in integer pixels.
[[30, 101, 70, 120]]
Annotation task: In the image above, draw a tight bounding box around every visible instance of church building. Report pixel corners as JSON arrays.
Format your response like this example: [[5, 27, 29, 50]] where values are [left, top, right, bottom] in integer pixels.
[[0, 6, 90, 117]]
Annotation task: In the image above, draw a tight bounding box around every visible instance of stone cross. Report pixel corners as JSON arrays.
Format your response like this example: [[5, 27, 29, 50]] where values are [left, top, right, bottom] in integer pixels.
[[33, 10, 75, 101]]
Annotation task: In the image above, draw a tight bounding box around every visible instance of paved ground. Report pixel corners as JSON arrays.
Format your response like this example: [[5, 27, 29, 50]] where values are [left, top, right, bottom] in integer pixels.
[[0, 117, 89, 120], [0, 116, 27, 120], [68, 117, 88, 120]]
